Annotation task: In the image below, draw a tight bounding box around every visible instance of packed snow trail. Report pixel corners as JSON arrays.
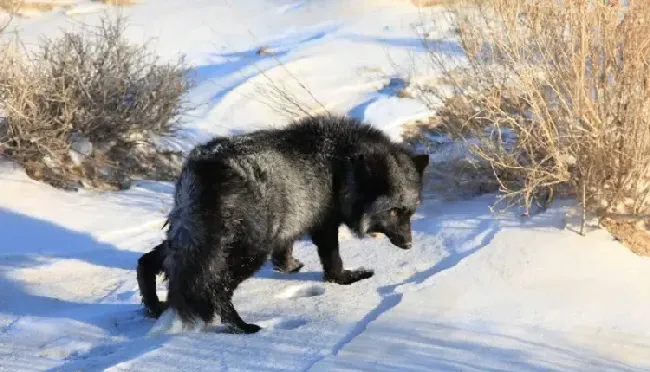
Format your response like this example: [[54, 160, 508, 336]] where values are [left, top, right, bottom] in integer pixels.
[[0, 163, 500, 371]]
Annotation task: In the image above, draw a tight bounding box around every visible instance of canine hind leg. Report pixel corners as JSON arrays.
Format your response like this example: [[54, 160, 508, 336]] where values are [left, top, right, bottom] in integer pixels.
[[216, 251, 267, 334], [137, 241, 168, 318], [217, 291, 262, 334], [271, 241, 304, 273]]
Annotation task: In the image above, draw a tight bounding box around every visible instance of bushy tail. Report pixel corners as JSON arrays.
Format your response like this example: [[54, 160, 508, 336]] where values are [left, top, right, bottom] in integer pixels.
[[161, 164, 206, 323], [138, 164, 204, 320], [167, 165, 203, 249]]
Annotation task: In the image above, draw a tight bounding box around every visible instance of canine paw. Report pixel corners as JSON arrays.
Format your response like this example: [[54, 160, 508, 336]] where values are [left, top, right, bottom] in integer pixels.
[[272, 258, 304, 274], [325, 268, 374, 285], [226, 322, 262, 334], [143, 301, 168, 319]]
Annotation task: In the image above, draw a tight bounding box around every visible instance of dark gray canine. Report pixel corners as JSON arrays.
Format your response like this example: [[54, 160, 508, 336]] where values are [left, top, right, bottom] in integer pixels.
[[137, 114, 429, 334]]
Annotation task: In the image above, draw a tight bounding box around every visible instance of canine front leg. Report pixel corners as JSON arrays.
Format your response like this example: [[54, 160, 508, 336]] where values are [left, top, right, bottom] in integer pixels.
[[271, 242, 304, 273], [312, 224, 374, 285]]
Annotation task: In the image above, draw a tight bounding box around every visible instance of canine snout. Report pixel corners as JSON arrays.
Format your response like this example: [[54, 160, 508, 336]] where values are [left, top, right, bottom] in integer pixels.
[[389, 236, 413, 250]]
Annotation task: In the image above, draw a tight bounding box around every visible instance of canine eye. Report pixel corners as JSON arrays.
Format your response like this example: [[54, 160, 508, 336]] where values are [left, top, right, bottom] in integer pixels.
[[390, 207, 405, 217]]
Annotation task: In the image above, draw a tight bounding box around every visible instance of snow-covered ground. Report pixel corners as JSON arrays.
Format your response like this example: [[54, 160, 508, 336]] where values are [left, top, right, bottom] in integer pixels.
[[2, 1, 650, 371]]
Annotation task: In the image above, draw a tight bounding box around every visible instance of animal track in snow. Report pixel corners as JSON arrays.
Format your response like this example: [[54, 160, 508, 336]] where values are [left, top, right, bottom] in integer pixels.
[[275, 318, 308, 330], [259, 317, 308, 331], [275, 284, 325, 299], [116, 290, 136, 301]]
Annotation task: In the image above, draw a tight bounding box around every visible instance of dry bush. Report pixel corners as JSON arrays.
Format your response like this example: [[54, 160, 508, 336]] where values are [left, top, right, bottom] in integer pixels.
[[95, 0, 137, 6], [0, 0, 20, 11], [0, 1, 136, 18], [1, 0, 68, 15], [601, 218, 650, 256], [0, 14, 194, 190], [417, 0, 650, 232], [411, 0, 469, 7]]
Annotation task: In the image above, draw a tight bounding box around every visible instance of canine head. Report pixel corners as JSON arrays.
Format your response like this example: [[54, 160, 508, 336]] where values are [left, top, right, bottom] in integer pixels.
[[345, 149, 429, 249]]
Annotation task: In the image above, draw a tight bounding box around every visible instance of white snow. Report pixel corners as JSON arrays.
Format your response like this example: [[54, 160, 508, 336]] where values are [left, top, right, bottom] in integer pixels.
[[1, 0, 650, 371]]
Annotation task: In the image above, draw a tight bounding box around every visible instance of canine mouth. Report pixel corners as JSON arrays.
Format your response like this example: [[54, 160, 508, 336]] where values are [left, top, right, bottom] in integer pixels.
[[390, 239, 412, 250], [398, 242, 412, 250]]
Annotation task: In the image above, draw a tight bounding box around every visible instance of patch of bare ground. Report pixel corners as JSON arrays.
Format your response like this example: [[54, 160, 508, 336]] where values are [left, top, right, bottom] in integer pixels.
[[601, 219, 650, 258]]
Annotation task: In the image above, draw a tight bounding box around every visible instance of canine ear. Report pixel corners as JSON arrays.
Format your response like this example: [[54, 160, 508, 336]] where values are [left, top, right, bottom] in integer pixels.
[[412, 154, 429, 174]]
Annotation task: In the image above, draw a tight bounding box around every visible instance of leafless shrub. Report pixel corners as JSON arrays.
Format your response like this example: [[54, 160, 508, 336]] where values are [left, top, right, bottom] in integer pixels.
[[416, 0, 650, 232], [0, 14, 194, 190], [249, 63, 331, 121]]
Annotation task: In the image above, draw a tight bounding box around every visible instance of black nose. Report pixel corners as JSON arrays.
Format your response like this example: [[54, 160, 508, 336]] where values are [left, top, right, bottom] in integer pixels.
[[400, 241, 412, 250]]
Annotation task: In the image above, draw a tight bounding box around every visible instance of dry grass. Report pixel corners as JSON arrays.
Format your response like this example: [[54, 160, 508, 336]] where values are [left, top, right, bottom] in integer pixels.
[[0, 14, 193, 190], [0, 0, 137, 17], [0, 1, 60, 13], [601, 219, 650, 257], [411, 0, 467, 7], [93, 0, 137, 6], [415, 0, 650, 235]]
